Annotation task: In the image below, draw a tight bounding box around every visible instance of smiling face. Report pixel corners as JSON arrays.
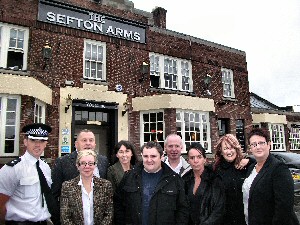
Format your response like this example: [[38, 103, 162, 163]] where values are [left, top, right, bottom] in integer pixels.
[[142, 147, 162, 173], [77, 154, 96, 178], [24, 138, 47, 159], [116, 145, 133, 166], [75, 131, 96, 151], [221, 140, 237, 162]]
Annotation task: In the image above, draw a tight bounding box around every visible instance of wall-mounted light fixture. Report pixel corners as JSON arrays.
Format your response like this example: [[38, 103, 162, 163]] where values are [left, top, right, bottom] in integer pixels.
[[42, 41, 52, 60], [65, 93, 72, 113], [203, 74, 212, 96], [122, 98, 131, 116], [139, 62, 149, 83]]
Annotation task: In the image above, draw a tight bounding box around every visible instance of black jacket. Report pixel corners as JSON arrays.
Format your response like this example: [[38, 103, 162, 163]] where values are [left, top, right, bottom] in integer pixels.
[[182, 165, 225, 225], [245, 154, 299, 225], [215, 160, 250, 225], [51, 150, 109, 200], [114, 162, 189, 225]]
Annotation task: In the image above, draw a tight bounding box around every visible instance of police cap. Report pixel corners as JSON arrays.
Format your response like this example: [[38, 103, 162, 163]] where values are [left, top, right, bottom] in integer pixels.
[[22, 123, 52, 140]]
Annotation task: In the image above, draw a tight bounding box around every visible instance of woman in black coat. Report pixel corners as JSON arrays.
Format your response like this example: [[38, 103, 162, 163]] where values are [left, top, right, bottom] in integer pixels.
[[213, 134, 254, 225], [242, 128, 299, 225], [183, 143, 224, 225]]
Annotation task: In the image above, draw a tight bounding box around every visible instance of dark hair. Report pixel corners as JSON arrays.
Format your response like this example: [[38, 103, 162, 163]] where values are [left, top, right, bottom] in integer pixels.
[[112, 140, 137, 165], [141, 141, 164, 156], [187, 142, 206, 158], [247, 128, 270, 143]]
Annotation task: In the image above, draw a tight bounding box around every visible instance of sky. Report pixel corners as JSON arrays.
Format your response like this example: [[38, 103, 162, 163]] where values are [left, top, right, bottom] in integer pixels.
[[131, 0, 300, 108]]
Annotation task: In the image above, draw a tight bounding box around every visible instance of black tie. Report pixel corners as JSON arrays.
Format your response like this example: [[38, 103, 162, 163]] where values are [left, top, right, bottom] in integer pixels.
[[36, 160, 61, 225]]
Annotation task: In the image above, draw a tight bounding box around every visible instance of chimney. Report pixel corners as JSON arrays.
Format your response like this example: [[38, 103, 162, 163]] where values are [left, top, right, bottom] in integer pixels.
[[152, 7, 167, 29]]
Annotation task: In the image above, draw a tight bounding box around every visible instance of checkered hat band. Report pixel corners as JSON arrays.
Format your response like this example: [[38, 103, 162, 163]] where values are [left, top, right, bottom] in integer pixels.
[[26, 127, 49, 136]]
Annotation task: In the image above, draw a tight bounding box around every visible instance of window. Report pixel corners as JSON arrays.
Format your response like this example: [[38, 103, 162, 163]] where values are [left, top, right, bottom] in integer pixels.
[[149, 53, 192, 91], [221, 68, 235, 98], [84, 40, 106, 80], [0, 95, 21, 156], [236, 119, 246, 151], [141, 111, 164, 147], [0, 23, 29, 70], [176, 111, 210, 152], [290, 124, 300, 151], [218, 118, 230, 137], [269, 124, 286, 151], [34, 100, 45, 123]]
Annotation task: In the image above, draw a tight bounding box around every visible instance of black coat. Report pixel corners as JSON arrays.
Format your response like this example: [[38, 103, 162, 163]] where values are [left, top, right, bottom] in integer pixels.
[[182, 165, 225, 225], [51, 150, 109, 200], [215, 160, 250, 225], [114, 162, 189, 225], [245, 154, 299, 225]]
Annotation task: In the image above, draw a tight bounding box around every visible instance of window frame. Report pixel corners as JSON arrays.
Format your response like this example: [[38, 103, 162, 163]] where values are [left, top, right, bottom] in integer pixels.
[[290, 125, 300, 151], [221, 68, 235, 98], [140, 110, 165, 147], [0, 22, 29, 70], [83, 39, 106, 81], [149, 53, 193, 92], [269, 123, 286, 151], [0, 94, 21, 156], [176, 110, 211, 153], [34, 99, 46, 123]]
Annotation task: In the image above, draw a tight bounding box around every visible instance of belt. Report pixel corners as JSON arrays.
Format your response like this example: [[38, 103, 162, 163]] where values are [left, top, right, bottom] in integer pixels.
[[5, 221, 48, 225]]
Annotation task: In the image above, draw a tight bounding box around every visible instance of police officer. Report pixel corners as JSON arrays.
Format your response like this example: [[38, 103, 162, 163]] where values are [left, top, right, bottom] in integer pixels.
[[0, 123, 54, 225]]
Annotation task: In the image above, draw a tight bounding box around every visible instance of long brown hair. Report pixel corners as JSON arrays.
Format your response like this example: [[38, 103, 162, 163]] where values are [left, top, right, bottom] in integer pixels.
[[214, 134, 244, 170]]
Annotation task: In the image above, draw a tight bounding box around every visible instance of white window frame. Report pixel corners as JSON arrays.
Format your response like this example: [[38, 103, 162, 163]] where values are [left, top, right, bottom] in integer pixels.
[[290, 125, 300, 151], [83, 39, 106, 81], [269, 123, 286, 151], [0, 22, 29, 70], [0, 94, 21, 156], [140, 110, 164, 147], [221, 68, 235, 98], [34, 99, 46, 123], [149, 53, 193, 92], [176, 110, 211, 153]]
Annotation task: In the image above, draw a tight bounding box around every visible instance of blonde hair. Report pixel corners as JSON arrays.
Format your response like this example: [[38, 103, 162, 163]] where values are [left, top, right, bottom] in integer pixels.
[[76, 150, 97, 165], [214, 134, 243, 168]]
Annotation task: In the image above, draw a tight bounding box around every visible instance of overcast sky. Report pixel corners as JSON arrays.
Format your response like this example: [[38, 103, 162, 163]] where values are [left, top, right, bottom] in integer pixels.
[[131, 0, 300, 107]]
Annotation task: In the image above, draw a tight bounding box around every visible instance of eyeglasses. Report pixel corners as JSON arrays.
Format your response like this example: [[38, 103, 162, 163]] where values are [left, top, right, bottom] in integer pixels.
[[78, 161, 96, 167], [249, 141, 267, 148]]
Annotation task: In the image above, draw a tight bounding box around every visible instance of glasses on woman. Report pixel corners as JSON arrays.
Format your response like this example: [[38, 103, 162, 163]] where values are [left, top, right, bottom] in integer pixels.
[[78, 161, 96, 167]]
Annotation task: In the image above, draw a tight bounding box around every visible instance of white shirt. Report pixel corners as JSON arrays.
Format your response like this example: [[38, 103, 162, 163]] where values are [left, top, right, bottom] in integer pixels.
[[78, 176, 94, 225], [242, 166, 258, 225], [165, 157, 183, 174], [0, 151, 51, 222]]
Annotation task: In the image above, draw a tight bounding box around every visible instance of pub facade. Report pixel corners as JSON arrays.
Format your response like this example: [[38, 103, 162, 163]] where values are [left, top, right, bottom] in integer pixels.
[[0, 0, 252, 165]]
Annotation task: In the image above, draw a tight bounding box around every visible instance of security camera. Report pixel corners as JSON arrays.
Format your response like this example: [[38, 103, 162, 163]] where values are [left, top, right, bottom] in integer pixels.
[[65, 80, 74, 86]]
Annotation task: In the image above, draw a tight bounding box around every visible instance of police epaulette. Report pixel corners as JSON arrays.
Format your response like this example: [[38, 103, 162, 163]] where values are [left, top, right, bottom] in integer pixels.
[[6, 157, 21, 166]]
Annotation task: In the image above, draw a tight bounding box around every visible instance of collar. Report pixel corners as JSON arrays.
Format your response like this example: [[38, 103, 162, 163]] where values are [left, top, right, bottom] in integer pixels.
[[78, 175, 94, 187], [24, 151, 40, 166]]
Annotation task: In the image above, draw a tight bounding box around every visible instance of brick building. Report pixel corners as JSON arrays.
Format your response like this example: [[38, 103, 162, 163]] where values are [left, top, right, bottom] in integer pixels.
[[251, 93, 300, 152], [0, 0, 252, 165]]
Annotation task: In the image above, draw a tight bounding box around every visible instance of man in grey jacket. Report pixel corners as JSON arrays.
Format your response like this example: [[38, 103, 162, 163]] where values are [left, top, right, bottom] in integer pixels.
[[163, 134, 191, 176]]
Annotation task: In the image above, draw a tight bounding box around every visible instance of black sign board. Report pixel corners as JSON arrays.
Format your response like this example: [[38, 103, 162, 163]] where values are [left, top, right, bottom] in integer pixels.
[[38, 0, 146, 44]]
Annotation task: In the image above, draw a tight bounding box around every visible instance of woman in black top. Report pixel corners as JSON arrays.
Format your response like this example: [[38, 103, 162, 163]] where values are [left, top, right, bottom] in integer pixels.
[[183, 143, 224, 225], [213, 134, 253, 225]]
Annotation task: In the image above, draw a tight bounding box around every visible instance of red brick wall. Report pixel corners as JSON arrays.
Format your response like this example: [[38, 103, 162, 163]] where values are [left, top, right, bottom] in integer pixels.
[[1, 0, 251, 159]]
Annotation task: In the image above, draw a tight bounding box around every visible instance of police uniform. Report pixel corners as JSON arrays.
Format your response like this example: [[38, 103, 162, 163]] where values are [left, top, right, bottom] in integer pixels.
[[0, 123, 52, 225]]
